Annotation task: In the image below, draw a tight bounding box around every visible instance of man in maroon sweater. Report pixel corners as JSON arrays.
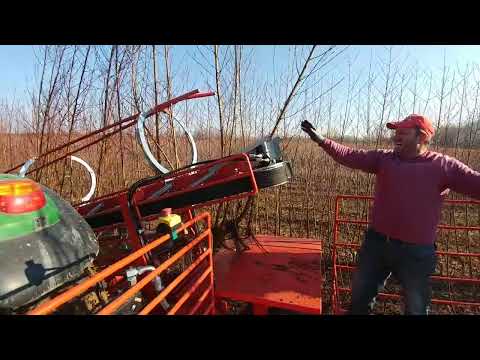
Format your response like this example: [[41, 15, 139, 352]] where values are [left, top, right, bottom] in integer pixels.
[[301, 115, 480, 314]]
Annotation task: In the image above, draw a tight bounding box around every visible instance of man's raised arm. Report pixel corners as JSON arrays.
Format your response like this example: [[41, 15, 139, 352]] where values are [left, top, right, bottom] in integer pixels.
[[301, 120, 383, 174]]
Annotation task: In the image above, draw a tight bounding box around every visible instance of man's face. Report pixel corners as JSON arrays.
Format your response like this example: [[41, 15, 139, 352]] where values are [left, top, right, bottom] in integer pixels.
[[392, 127, 420, 155]]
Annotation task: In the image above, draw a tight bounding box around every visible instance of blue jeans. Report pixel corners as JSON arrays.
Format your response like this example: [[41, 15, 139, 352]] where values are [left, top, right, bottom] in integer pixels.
[[348, 228, 437, 315]]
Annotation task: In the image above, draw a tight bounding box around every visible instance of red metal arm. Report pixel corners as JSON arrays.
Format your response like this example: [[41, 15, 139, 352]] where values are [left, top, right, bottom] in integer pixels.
[[4, 89, 215, 174]]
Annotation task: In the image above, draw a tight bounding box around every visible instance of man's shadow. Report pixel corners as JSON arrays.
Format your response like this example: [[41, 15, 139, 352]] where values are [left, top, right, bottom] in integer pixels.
[[0, 257, 91, 303]]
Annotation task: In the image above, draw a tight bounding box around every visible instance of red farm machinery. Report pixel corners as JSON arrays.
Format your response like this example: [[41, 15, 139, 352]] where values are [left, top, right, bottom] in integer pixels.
[[1, 89, 479, 315]]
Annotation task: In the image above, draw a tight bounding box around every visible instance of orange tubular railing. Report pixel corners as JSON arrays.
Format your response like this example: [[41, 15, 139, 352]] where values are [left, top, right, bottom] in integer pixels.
[[332, 195, 480, 314], [28, 212, 214, 315]]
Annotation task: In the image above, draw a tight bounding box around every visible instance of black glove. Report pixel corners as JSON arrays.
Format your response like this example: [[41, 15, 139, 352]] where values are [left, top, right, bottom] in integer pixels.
[[301, 120, 316, 132], [301, 120, 324, 144]]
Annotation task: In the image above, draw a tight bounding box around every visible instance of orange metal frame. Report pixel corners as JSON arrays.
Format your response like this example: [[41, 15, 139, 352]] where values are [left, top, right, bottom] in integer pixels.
[[72, 152, 260, 271], [27, 212, 215, 315], [332, 195, 480, 314], [214, 235, 322, 315], [131, 152, 260, 221]]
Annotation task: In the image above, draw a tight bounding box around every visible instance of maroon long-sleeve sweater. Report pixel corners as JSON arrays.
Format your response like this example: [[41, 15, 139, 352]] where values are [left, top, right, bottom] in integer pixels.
[[320, 139, 480, 245]]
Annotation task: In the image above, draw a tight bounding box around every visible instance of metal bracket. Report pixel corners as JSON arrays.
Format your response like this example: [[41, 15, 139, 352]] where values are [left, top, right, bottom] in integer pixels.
[[241, 136, 283, 165]]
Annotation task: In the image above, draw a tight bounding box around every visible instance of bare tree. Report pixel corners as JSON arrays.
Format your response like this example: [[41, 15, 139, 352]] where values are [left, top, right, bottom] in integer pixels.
[[213, 45, 225, 157]]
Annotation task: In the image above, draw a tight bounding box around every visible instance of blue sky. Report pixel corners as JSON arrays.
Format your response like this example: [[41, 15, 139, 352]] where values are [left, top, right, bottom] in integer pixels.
[[347, 45, 480, 77], [0, 45, 37, 100], [1, 45, 480, 102]]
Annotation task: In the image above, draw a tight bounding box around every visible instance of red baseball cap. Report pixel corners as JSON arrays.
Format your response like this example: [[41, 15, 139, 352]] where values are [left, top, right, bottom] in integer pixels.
[[386, 114, 435, 139]]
